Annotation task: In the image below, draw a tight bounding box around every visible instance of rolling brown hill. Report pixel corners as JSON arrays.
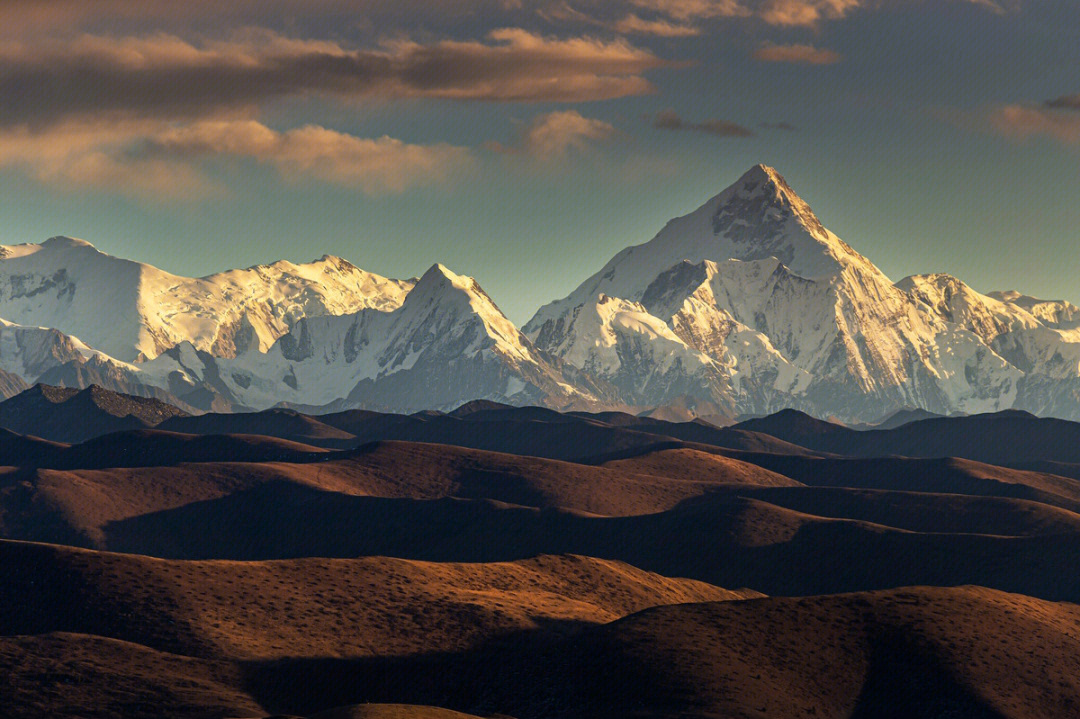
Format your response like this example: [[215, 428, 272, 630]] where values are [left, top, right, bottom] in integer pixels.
[[11, 540, 1080, 718], [158, 409, 357, 449], [722, 452, 1080, 512], [0, 541, 752, 662], [245, 586, 1080, 718], [0, 632, 261, 719], [0, 427, 64, 466], [151, 403, 816, 460], [0, 440, 797, 550], [602, 446, 802, 487], [7, 434, 1080, 601], [308, 706, 491, 719], [1, 429, 332, 471], [735, 407, 1080, 466], [5, 403, 1080, 718], [11, 582, 1080, 718], [714, 485, 1080, 536], [54, 482, 1080, 601]]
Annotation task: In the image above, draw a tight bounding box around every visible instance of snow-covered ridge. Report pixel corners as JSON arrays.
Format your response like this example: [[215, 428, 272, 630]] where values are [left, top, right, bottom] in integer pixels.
[[3, 165, 1080, 420], [0, 236, 414, 362], [16, 261, 594, 413]]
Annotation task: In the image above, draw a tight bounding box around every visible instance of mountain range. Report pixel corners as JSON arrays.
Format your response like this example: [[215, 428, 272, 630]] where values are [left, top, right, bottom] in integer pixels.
[[3, 164, 1078, 422]]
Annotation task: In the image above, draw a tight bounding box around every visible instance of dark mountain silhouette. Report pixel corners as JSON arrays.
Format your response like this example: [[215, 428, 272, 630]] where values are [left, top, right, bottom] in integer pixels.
[[735, 407, 1080, 466], [0, 384, 187, 443]]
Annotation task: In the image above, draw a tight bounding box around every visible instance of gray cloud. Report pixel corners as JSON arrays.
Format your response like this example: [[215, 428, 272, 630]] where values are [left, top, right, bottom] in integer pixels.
[[753, 42, 842, 64], [0, 29, 673, 130], [653, 108, 754, 137], [545, 0, 1017, 32], [1046, 94, 1080, 111], [0, 1, 532, 37]]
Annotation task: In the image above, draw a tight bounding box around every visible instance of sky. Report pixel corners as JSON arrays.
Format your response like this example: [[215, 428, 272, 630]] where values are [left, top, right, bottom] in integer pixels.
[[0, 0, 1077, 325]]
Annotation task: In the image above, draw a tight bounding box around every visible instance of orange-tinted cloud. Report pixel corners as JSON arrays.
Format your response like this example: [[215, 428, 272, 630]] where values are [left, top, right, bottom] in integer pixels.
[[487, 110, 617, 159], [618, 0, 1010, 27], [0, 29, 672, 129], [0, 118, 474, 198], [613, 13, 702, 35], [153, 121, 474, 192], [0, 1, 527, 37], [988, 105, 1080, 145]]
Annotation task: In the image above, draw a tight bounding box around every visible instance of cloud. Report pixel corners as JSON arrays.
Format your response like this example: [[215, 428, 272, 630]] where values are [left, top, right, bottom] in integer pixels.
[[540, 2, 702, 35], [9, 0, 1022, 39], [753, 42, 842, 64], [612, 0, 1013, 27], [1046, 94, 1080, 111], [0, 120, 219, 199], [487, 110, 616, 159], [152, 120, 474, 192], [0, 1, 531, 37], [613, 13, 702, 35], [756, 0, 860, 25], [0, 118, 473, 198], [653, 108, 754, 137], [761, 121, 797, 130], [626, 0, 749, 21], [961, 0, 1009, 14], [624, 0, 858, 26], [987, 105, 1080, 146], [0, 28, 672, 130]]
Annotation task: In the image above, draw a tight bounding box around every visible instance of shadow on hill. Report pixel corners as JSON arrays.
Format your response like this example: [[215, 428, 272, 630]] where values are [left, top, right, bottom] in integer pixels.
[[849, 630, 1006, 719], [101, 482, 1080, 602], [719, 453, 1080, 513], [243, 615, 1012, 719], [243, 620, 697, 719]]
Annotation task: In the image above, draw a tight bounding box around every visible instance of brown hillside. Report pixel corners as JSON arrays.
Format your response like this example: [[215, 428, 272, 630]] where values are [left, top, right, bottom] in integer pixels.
[[0, 440, 806, 550], [246, 586, 1080, 719], [0, 541, 756, 662], [309, 706, 490, 719], [0, 633, 260, 719], [602, 446, 801, 486]]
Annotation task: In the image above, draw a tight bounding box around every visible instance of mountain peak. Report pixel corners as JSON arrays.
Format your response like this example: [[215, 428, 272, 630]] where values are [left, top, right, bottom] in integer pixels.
[[736, 163, 784, 187], [42, 236, 96, 250], [419, 262, 460, 283], [411, 263, 477, 299], [403, 264, 500, 318], [712, 165, 826, 240], [524, 164, 885, 337]]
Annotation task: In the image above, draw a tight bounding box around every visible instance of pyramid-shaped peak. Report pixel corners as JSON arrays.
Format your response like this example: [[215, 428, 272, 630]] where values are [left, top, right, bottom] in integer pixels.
[[524, 164, 889, 335], [721, 164, 813, 215], [42, 236, 96, 249], [737, 163, 785, 186], [408, 263, 495, 308], [416, 262, 468, 288]]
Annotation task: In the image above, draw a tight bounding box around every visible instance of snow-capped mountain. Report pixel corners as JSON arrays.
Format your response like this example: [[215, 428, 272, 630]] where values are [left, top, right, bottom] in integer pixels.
[[0, 317, 216, 406], [0, 236, 413, 362], [538, 292, 739, 415], [898, 273, 1080, 418], [126, 263, 608, 412], [2, 164, 1079, 421], [525, 165, 1023, 421]]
